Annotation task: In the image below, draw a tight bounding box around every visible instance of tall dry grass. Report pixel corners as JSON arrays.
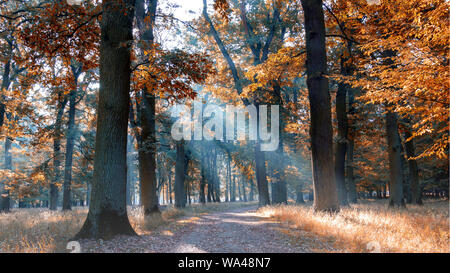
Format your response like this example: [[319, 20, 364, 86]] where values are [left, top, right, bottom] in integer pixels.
[[0, 208, 87, 253], [0, 201, 256, 253], [258, 199, 450, 253]]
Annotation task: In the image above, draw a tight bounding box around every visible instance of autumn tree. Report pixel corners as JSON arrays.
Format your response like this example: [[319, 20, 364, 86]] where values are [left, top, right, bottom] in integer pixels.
[[75, 0, 136, 239], [300, 0, 339, 212]]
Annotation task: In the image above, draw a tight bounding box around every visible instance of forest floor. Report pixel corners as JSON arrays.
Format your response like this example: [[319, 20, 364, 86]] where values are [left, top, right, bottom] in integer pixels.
[[0, 199, 448, 253], [79, 204, 334, 253]]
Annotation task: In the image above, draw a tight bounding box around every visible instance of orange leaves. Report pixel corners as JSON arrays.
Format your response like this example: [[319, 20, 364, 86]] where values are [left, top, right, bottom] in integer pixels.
[[213, 0, 231, 22], [331, 0, 449, 160], [17, 0, 100, 71], [132, 45, 215, 102]]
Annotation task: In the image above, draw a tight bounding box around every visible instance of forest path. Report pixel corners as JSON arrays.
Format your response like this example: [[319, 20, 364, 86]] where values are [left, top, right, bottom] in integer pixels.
[[80, 205, 330, 253], [169, 205, 309, 253]]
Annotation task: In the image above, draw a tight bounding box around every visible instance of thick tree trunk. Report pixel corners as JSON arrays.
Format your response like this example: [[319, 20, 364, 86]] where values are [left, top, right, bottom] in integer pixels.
[[255, 144, 270, 206], [301, 0, 339, 212], [62, 90, 76, 210], [403, 126, 422, 204], [346, 88, 357, 203], [271, 84, 287, 204], [63, 65, 82, 211], [335, 57, 349, 206], [137, 94, 159, 215], [136, 0, 159, 216], [75, 0, 136, 239], [50, 97, 67, 210], [386, 110, 405, 208], [174, 142, 186, 208]]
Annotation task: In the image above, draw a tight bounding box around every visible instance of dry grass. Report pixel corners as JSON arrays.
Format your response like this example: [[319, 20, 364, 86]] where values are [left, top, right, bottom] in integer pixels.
[[258, 199, 450, 253], [0, 201, 256, 253], [0, 208, 87, 253]]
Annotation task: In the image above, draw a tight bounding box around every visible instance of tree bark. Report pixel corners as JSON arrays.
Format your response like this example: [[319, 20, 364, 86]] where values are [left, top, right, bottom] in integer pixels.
[[0, 59, 11, 212], [346, 88, 357, 203], [175, 142, 187, 208], [1, 137, 12, 212], [237, 175, 242, 201], [230, 164, 236, 202], [296, 182, 305, 203], [75, 0, 136, 239], [50, 96, 68, 210], [135, 0, 159, 216], [386, 110, 405, 208], [335, 55, 349, 206], [255, 143, 270, 205], [199, 146, 206, 204], [271, 83, 287, 204], [62, 66, 81, 211], [225, 157, 229, 202], [301, 0, 339, 212], [403, 127, 422, 204], [137, 93, 159, 215], [249, 180, 254, 201]]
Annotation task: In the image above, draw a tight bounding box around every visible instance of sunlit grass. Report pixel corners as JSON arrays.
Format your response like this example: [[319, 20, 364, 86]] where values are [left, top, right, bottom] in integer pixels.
[[258, 199, 449, 253], [0, 208, 86, 253], [0, 201, 256, 253]]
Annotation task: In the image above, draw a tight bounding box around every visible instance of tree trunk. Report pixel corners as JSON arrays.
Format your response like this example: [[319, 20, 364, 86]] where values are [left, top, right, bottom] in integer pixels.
[[346, 88, 357, 203], [296, 183, 305, 204], [136, 0, 159, 216], [230, 169, 236, 202], [386, 110, 405, 208], [403, 126, 422, 205], [50, 96, 67, 210], [255, 144, 270, 206], [301, 0, 339, 212], [168, 171, 173, 204], [75, 0, 136, 239], [137, 94, 159, 215], [1, 137, 12, 212], [0, 60, 11, 212], [126, 134, 133, 206], [271, 83, 287, 204], [242, 178, 247, 202], [225, 159, 229, 202], [249, 180, 254, 201], [199, 156, 206, 204], [335, 56, 349, 206], [175, 142, 186, 208], [237, 175, 242, 201], [62, 87, 77, 210]]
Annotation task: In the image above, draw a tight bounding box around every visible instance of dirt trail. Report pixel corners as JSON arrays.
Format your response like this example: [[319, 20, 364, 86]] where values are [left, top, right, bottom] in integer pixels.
[[79, 205, 318, 253]]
